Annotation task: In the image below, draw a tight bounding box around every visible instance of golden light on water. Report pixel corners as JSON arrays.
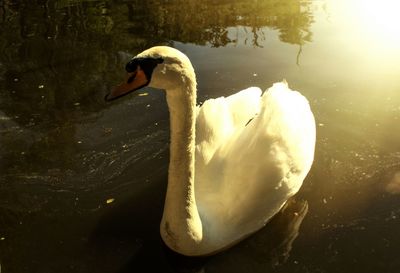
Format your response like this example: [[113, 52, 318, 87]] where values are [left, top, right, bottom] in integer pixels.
[[326, 0, 400, 74]]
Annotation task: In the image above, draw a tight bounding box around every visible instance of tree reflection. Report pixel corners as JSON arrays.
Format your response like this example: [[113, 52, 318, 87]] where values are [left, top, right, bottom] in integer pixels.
[[0, 0, 313, 121], [131, 0, 313, 47], [1, 0, 311, 117]]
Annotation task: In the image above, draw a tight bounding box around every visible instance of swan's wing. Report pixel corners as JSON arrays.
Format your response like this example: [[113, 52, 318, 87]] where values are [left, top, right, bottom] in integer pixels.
[[195, 87, 262, 165], [223, 82, 315, 225], [197, 82, 316, 237]]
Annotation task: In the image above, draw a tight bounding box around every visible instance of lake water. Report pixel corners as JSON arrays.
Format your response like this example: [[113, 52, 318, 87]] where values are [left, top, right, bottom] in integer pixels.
[[1, 0, 400, 272]]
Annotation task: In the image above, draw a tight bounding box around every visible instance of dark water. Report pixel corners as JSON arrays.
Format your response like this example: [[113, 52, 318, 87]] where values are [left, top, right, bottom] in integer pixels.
[[1, 0, 400, 272]]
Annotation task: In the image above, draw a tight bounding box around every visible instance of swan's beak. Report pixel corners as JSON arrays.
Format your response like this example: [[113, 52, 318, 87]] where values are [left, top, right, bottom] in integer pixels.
[[105, 67, 148, 101]]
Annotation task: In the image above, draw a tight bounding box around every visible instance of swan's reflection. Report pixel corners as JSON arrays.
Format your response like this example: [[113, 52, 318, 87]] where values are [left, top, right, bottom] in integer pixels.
[[165, 197, 309, 273], [91, 193, 308, 272]]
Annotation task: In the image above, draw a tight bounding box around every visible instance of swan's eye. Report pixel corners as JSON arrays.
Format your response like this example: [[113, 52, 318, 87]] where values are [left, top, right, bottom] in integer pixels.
[[125, 59, 139, 73]]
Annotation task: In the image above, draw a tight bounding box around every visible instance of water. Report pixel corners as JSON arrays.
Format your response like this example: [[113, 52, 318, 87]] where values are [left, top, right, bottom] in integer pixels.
[[1, 0, 400, 272]]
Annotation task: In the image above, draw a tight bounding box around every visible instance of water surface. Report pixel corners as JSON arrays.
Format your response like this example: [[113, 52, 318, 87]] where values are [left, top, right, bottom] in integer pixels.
[[1, 0, 400, 272]]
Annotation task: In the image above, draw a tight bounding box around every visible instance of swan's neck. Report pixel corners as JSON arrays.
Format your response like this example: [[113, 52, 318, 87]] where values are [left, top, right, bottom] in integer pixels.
[[160, 75, 203, 254]]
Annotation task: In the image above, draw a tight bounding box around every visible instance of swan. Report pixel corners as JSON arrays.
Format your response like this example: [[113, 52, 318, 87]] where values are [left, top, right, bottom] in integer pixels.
[[105, 46, 316, 256]]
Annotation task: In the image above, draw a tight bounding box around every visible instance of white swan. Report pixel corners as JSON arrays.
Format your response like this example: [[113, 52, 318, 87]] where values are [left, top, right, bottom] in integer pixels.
[[105, 46, 316, 256]]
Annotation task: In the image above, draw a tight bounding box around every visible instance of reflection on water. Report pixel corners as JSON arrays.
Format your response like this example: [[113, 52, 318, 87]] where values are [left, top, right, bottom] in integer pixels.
[[1, 0, 400, 272], [199, 198, 309, 273], [161, 198, 309, 273]]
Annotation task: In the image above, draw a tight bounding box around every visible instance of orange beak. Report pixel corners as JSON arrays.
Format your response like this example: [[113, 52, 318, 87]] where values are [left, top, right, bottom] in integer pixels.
[[105, 67, 148, 101]]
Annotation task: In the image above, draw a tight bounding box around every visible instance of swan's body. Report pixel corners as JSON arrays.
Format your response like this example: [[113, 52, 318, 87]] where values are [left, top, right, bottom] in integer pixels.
[[106, 46, 316, 256]]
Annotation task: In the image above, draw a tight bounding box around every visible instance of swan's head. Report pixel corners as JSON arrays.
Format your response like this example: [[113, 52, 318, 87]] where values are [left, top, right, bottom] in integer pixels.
[[105, 46, 195, 101]]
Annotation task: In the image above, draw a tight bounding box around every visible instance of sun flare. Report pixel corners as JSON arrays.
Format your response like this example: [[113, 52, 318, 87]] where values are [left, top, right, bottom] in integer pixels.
[[355, 0, 400, 45]]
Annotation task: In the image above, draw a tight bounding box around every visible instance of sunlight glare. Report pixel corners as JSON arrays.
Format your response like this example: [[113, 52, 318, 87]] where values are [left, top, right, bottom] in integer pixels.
[[355, 0, 400, 45]]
